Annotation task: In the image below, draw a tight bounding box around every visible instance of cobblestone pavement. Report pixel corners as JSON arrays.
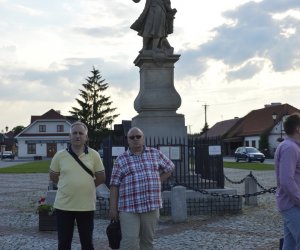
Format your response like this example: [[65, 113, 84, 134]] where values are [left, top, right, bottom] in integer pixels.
[[0, 169, 282, 250]]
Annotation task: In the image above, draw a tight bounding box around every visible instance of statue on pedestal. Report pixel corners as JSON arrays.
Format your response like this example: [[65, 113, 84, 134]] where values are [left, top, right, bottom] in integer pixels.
[[130, 0, 185, 147], [130, 0, 177, 54]]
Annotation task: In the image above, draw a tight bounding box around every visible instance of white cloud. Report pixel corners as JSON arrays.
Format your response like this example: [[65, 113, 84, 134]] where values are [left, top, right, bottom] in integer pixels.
[[13, 4, 44, 16], [1, 0, 300, 134]]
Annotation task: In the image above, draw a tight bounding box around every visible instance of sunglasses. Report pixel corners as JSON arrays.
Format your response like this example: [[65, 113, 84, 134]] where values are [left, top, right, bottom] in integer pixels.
[[129, 135, 142, 140]]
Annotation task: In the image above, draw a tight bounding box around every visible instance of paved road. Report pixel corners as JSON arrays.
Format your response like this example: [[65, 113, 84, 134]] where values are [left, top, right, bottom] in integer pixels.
[[0, 158, 34, 168], [0, 169, 281, 250], [223, 156, 274, 165]]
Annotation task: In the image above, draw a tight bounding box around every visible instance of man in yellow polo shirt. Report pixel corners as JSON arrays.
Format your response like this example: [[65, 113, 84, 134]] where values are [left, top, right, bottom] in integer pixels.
[[50, 121, 105, 250]]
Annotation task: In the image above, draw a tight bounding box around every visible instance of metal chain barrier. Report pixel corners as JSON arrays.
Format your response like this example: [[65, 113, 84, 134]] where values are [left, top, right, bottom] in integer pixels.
[[172, 171, 277, 199], [224, 174, 248, 184], [246, 171, 269, 191], [224, 171, 275, 191]]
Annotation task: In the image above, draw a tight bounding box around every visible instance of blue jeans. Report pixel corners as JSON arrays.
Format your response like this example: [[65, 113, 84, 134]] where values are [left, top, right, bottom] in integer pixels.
[[281, 206, 300, 250], [56, 209, 94, 250]]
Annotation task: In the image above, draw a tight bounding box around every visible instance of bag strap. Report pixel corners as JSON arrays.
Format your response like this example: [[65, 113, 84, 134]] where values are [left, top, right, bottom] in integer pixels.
[[66, 146, 94, 178]]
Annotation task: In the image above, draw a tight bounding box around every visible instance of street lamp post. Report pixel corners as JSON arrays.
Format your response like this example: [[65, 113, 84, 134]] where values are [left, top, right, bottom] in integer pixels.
[[272, 112, 287, 142]]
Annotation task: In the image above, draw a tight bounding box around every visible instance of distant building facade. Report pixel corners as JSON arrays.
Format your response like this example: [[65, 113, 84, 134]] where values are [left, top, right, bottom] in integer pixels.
[[205, 103, 300, 157], [15, 109, 75, 159]]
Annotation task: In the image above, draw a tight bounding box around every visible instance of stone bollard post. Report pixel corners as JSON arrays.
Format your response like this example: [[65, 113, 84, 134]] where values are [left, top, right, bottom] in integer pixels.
[[46, 190, 57, 205], [171, 186, 187, 223], [244, 174, 258, 206]]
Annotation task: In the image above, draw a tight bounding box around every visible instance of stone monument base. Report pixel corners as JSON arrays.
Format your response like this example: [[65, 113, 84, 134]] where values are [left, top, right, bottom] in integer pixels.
[[132, 111, 187, 139]]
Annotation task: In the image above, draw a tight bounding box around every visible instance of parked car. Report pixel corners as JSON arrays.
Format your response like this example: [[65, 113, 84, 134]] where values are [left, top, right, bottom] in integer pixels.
[[234, 147, 265, 163], [1, 151, 15, 160]]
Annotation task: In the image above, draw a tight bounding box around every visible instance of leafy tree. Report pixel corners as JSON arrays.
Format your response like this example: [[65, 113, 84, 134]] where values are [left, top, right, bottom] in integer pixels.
[[12, 126, 25, 136], [259, 133, 270, 158], [70, 67, 119, 149]]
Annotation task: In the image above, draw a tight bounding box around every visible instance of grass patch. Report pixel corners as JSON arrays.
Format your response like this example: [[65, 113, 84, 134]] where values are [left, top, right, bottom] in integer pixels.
[[224, 161, 274, 171], [0, 160, 51, 173], [0, 159, 275, 173]]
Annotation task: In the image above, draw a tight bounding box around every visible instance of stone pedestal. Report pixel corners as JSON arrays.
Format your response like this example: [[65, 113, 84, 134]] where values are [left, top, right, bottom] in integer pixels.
[[132, 111, 186, 139], [132, 52, 187, 140]]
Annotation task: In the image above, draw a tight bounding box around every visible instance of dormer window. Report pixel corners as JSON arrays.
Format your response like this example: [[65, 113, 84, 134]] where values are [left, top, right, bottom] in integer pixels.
[[39, 125, 46, 132]]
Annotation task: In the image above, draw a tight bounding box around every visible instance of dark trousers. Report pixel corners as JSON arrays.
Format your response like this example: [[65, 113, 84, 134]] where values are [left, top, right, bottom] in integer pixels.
[[56, 209, 94, 250]]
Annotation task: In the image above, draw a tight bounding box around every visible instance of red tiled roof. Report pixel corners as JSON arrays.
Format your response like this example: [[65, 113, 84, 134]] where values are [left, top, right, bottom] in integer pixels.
[[205, 118, 240, 137], [225, 103, 300, 138]]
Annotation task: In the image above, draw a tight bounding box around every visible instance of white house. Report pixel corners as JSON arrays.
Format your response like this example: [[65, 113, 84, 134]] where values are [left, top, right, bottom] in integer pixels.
[[16, 109, 75, 159], [207, 103, 300, 157]]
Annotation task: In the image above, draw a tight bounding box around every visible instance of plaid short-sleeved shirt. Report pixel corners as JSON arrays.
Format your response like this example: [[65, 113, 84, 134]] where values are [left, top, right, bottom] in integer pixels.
[[110, 147, 175, 213]]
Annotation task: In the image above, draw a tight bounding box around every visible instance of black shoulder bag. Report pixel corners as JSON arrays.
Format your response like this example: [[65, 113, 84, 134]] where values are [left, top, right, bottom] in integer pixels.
[[66, 146, 94, 178]]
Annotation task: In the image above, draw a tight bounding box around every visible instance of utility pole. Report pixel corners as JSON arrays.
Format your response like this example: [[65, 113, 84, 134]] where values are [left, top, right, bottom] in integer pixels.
[[202, 104, 209, 138], [203, 104, 208, 126]]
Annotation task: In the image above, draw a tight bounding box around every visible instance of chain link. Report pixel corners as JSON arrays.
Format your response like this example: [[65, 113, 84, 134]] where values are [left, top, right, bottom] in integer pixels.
[[224, 171, 271, 191], [172, 170, 277, 199], [247, 172, 269, 191], [224, 174, 247, 184]]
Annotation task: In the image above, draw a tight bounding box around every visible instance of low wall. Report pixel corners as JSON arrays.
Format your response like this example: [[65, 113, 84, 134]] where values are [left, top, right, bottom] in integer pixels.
[[160, 187, 242, 217]]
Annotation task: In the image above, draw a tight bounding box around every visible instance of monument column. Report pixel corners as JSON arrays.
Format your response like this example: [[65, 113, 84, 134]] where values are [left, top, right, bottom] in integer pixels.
[[130, 0, 186, 140], [132, 52, 187, 140]]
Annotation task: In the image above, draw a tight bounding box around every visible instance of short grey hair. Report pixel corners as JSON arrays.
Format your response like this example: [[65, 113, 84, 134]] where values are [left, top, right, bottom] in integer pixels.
[[127, 127, 144, 136], [70, 121, 88, 135]]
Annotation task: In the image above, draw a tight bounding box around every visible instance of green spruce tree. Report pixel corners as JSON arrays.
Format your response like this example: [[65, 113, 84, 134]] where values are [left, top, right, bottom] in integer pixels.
[[200, 122, 209, 137], [70, 67, 119, 149]]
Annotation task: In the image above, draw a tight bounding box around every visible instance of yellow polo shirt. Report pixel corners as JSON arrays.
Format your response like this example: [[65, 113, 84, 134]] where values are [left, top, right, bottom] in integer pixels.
[[50, 147, 104, 211]]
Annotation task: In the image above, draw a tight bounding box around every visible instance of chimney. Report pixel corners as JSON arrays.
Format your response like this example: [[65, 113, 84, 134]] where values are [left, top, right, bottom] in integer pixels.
[[265, 102, 281, 108]]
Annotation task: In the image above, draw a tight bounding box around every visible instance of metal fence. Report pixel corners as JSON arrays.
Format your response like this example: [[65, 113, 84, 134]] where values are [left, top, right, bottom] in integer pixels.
[[95, 171, 276, 218], [102, 135, 224, 190]]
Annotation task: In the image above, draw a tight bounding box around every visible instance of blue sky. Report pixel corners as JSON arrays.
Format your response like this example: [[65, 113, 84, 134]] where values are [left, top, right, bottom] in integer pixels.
[[0, 0, 300, 133]]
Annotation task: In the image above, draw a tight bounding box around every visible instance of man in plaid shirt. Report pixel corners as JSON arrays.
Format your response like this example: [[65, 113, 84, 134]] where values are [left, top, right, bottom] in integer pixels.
[[109, 127, 175, 250]]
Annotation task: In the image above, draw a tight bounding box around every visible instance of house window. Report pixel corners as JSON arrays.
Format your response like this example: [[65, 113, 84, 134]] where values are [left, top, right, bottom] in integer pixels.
[[27, 143, 36, 154], [39, 125, 46, 132], [57, 125, 64, 132], [252, 140, 256, 148], [245, 141, 249, 146]]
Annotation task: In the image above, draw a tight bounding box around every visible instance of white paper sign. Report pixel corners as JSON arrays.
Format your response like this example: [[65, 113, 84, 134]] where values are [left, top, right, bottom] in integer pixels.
[[170, 146, 181, 160], [159, 146, 181, 160], [112, 147, 125, 157], [208, 145, 221, 155], [159, 146, 170, 158]]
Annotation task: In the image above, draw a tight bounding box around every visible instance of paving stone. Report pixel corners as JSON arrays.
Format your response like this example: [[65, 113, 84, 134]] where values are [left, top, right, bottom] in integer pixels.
[[0, 169, 282, 250]]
